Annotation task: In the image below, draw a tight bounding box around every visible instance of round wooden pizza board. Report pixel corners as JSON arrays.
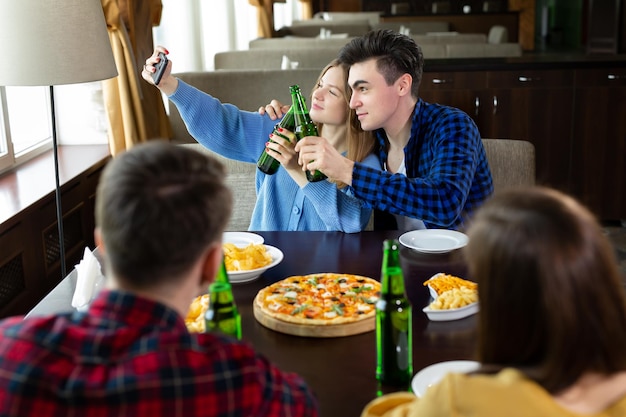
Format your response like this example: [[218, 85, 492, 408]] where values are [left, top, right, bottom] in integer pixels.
[[253, 300, 375, 338]]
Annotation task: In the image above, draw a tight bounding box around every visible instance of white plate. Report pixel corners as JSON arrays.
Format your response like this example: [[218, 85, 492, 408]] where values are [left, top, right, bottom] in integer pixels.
[[422, 301, 479, 321], [399, 229, 469, 253], [223, 232, 264, 247], [227, 245, 283, 283], [412, 360, 480, 397]]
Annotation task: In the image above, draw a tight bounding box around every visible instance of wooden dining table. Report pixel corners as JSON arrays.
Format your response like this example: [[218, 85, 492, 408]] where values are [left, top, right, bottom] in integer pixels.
[[27, 230, 478, 417]]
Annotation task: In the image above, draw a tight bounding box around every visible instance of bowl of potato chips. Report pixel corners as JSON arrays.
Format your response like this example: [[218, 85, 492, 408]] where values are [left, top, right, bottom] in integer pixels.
[[223, 239, 283, 283], [422, 273, 479, 321]]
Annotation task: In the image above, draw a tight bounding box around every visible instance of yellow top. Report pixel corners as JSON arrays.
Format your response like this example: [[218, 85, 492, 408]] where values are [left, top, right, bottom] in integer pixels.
[[362, 368, 626, 417]]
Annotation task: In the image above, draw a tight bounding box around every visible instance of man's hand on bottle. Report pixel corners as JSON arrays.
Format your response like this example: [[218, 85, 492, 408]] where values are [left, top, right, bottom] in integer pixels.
[[259, 100, 291, 120]]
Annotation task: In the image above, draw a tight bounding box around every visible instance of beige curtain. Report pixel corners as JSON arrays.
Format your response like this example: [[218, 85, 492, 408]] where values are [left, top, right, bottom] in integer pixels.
[[248, 0, 275, 38], [101, 0, 171, 156], [299, 0, 312, 20]]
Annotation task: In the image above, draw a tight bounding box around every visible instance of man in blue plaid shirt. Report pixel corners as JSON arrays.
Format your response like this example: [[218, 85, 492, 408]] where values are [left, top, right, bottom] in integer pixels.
[[295, 29, 494, 231]]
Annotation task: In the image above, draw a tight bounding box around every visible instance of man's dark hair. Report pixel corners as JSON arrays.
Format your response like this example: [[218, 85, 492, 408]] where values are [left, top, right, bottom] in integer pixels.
[[95, 141, 233, 289], [338, 29, 424, 97]]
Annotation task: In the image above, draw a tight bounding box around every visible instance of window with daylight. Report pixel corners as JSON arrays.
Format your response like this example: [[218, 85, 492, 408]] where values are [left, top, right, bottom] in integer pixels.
[[0, 86, 52, 173]]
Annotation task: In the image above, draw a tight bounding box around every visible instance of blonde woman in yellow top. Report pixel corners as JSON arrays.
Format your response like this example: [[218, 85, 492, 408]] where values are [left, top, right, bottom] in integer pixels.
[[363, 186, 626, 417]]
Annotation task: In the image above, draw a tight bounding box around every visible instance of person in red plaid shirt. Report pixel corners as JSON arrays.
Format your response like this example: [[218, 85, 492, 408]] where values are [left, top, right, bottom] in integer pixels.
[[0, 141, 318, 416]]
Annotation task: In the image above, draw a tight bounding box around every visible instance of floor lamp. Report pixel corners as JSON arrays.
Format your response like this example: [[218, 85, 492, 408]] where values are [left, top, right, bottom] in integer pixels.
[[0, 0, 118, 278]]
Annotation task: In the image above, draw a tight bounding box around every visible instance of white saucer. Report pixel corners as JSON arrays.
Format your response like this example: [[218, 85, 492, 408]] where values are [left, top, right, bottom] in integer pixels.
[[399, 229, 468, 253], [412, 360, 480, 397]]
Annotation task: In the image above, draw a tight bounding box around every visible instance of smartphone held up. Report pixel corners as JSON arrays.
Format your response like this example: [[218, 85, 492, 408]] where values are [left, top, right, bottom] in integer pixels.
[[152, 52, 168, 85]]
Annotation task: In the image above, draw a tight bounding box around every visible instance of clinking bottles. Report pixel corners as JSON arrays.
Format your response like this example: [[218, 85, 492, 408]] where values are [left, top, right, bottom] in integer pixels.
[[291, 85, 327, 182], [256, 91, 296, 175], [376, 239, 413, 386]]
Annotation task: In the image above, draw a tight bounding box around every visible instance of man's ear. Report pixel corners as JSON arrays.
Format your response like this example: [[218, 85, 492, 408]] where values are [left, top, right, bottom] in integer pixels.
[[200, 242, 222, 288], [397, 73, 413, 97], [94, 227, 105, 257]]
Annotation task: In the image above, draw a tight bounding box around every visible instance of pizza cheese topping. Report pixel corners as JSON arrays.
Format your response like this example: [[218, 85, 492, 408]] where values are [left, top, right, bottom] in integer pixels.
[[255, 273, 381, 325]]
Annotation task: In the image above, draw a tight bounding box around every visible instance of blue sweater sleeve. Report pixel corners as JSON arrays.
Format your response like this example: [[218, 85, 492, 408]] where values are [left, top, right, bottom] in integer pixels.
[[168, 80, 277, 163]]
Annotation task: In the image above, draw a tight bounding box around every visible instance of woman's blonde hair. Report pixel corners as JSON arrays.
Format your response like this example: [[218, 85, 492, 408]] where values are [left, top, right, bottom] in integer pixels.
[[310, 59, 376, 188]]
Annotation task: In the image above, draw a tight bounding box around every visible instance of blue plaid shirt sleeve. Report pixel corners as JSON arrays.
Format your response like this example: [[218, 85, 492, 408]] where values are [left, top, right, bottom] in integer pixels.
[[350, 100, 493, 229]]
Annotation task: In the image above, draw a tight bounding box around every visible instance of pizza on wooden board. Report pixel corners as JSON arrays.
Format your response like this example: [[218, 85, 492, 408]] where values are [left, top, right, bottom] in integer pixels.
[[254, 273, 381, 326]]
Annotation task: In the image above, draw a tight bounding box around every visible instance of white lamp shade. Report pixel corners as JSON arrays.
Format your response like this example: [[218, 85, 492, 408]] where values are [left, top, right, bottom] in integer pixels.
[[0, 0, 117, 86]]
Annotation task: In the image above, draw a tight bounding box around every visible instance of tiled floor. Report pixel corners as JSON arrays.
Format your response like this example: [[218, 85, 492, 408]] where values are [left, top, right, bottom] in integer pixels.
[[603, 222, 626, 280]]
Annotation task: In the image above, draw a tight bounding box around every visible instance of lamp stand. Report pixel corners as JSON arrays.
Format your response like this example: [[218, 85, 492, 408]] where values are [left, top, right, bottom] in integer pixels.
[[50, 85, 66, 278]]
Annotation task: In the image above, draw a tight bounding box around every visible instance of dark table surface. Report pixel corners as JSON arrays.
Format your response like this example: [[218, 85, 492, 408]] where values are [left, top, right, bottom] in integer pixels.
[[28, 230, 478, 417]]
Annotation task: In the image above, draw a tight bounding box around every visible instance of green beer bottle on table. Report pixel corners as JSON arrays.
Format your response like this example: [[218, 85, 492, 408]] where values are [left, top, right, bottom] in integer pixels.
[[215, 257, 230, 284], [256, 92, 296, 175], [376, 239, 413, 386], [291, 85, 327, 182], [205, 281, 242, 340]]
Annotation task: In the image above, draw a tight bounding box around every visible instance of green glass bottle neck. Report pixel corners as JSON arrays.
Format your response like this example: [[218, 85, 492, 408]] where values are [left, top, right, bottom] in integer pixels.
[[277, 106, 295, 131], [291, 90, 314, 126], [209, 282, 235, 304], [215, 260, 230, 285], [381, 250, 407, 297]]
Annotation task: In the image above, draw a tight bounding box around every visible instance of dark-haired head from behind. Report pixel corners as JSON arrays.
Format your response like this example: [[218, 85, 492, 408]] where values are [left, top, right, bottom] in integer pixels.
[[338, 29, 425, 98], [95, 140, 233, 290], [465, 186, 626, 393]]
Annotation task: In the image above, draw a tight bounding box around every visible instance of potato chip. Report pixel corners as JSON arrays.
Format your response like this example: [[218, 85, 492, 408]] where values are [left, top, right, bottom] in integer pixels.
[[223, 243, 272, 271], [185, 294, 209, 333]]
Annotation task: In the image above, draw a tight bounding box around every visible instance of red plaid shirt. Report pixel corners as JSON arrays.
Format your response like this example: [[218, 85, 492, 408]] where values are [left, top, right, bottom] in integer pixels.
[[0, 290, 318, 417]]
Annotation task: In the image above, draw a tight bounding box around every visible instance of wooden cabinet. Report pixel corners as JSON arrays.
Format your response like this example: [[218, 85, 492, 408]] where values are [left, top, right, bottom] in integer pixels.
[[419, 64, 626, 220], [0, 145, 110, 318], [571, 67, 626, 219], [420, 69, 574, 194], [483, 70, 574, 192], [420, 71, 486, 122]]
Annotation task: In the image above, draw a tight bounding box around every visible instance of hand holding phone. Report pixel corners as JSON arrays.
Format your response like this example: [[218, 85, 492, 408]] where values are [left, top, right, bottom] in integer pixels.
[[152, 52, 169, 85]]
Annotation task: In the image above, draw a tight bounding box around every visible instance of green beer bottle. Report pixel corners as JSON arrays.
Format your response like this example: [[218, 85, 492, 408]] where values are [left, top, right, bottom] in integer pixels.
[[215, 257, 230, 285], [376, 239, 413, 386], [205, 281, 242, 340], [256, 92, 297, 175], [291, 85, 327, 182]]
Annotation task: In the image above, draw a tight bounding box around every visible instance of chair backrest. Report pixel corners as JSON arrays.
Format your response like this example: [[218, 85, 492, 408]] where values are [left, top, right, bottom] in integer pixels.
[[481, 139, 535, 192], [179, 143, 256, 231], [488, 25, 509, 44], [249, 37, 356, 50], [214, 48, 339, 70]]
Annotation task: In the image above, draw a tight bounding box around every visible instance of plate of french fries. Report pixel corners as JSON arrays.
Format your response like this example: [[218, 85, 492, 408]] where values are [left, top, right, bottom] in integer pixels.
[[421, 273, 479, 321], [223, 242, 283, 283]]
